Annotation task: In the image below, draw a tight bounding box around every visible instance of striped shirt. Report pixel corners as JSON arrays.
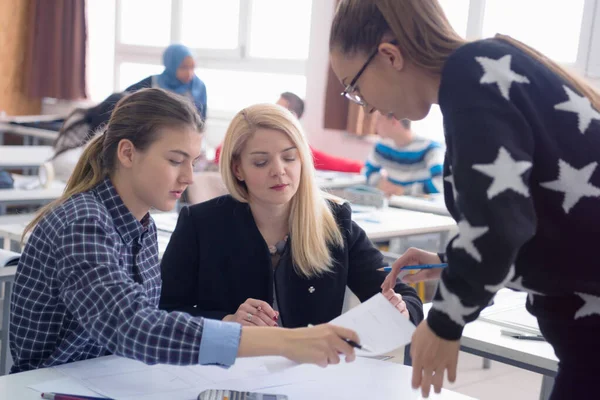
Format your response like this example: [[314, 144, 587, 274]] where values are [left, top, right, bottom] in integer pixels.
[[365, 137, 445, 195], [10, 178, 240, 373]]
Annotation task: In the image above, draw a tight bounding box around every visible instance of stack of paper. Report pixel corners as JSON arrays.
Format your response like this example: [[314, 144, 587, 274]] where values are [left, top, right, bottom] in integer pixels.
[[31, 293, 418, 400]]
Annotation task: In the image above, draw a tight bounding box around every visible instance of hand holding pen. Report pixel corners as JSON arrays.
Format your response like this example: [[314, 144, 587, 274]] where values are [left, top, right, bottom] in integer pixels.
[[381, 248, 446, 291]]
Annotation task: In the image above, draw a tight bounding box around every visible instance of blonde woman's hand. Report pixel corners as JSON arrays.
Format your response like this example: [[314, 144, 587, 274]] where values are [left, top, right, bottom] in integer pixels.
[[382, 289, 410, 319], [223, 298, 278, 327]]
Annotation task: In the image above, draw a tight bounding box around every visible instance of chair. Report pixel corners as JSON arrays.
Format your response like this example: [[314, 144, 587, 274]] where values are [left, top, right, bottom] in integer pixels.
[[0, 249, 19, 375]]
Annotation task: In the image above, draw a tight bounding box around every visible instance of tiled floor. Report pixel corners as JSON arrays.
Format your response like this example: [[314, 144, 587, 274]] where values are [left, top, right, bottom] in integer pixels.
[[447, 351, 543, 400]]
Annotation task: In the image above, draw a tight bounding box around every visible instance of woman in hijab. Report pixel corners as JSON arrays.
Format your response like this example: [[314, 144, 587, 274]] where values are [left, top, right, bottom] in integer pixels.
[[126, 44, 207, 120]]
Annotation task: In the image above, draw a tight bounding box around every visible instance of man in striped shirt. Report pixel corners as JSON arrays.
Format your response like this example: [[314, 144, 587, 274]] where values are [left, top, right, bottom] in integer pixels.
[[365, 113, 444, 196]]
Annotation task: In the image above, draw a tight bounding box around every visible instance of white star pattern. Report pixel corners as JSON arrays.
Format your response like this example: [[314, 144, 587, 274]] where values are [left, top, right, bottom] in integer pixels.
[[574, 293, 600, 319], [476, 55, 530, 100], [452, 219, 489, 262], [554, 85, 600, 134], [506, 276, 544, 306], [484, 265, 516, 293], [540, 160, 600, 213], [472, 147, 532, 199], [433, 280, 480, 326], [444, 173, 458, 203]]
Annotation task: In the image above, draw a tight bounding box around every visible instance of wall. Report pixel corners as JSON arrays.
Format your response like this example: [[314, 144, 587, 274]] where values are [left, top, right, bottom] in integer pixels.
[[0, 0, 41, 116], [303, 0, 374, 162]]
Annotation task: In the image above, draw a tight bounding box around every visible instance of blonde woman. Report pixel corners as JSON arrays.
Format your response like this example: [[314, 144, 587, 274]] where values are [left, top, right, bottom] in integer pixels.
[[159, 104, 423, 332], [329, 0, 600, 398]]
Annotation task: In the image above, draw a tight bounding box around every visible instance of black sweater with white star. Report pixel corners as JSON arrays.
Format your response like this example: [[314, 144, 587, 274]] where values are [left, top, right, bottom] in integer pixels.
[[428, 38, 600, 341]]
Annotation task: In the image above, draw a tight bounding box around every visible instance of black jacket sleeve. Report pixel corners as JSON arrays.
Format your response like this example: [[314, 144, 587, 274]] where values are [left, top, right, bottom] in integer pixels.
[[125, 76, 153, 93], [342, 203, 424, 326], [159, 207, 200, 315]]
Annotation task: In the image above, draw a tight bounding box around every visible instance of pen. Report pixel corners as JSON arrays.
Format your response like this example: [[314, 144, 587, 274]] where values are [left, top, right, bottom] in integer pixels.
[[378, 263, 448, 272], [41, 393, 113, 400], [500, 330, 546, 341], [308, 324, 372, 352]]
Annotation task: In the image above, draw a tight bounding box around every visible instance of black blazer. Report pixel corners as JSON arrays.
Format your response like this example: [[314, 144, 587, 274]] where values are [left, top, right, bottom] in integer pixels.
[[159, 195, 424, 328]]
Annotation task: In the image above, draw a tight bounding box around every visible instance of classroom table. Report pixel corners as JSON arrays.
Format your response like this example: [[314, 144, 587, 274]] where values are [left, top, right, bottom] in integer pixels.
[[425, 290, 558, 400], [0, 122, 58, 144], [0, 214, 171, 258], [152, 206, 457, 253], [389, 194, 451, 216], [0, 183, 65, 215], [314, 170, 367, 189], [0, 353, 476, 399], [0, 266, 16, 376], [0, 146, 54, 169]]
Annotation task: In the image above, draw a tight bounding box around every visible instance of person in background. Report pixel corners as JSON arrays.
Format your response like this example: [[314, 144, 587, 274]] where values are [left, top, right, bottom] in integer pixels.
[[126, 44, 207, 120], [10, 88, 359, 373], [215, 92, 364, 173], [160, 103, 423, 331], [365, 112, 444, 197]]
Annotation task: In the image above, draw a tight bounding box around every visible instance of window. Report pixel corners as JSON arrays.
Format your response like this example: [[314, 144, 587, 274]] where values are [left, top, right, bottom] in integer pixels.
[[180, 0, 240, 50], [248, 0, 313, 60], [106, 0, 312, 119], [438, 0, 470, 38], [412, 0, 598, 143], [197, 69, 306, 113], [86, 0, 116, 101], [117, 63, 163, 91], [118, 0, 172, 47], [482, 0, 586, 64]]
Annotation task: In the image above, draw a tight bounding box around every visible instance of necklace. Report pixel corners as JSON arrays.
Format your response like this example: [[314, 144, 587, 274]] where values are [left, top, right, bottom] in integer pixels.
[[268, 235, 289, 255]]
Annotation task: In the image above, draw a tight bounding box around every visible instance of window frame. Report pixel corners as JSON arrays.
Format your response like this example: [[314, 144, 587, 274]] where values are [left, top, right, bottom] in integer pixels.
[[461, 0, 598, 76], [113, 0, 310, 120]]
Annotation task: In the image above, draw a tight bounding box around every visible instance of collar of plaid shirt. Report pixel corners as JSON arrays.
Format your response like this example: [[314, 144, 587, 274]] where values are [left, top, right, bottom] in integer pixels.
[[94, 177, 151, 245]]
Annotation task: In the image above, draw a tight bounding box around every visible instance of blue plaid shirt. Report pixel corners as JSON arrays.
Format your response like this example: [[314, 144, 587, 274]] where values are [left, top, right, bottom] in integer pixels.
[[10, 178, 240, 373]]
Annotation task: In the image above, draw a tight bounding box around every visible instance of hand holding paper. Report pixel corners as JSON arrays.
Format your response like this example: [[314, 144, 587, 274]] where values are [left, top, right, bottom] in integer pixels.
[[330, 293, 416, 357]]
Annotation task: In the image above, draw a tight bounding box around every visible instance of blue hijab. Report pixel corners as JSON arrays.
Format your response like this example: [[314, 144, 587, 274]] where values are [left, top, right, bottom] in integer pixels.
[[156, 44, 207, 119]]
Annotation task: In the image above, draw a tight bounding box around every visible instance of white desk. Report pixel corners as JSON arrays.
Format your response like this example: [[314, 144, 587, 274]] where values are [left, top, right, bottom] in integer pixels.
[[315, 170, 367, 189], [0, 213, 170, 258], [0, 183, 65, 215], [0, 266, 16, 376], [153, 206, 455, 246], [0, 146, 54, 169], [425, 290, 557, 400], [0, 122, 58, 143], [389, 194, 450, 216], [0, 354, 475, 399]]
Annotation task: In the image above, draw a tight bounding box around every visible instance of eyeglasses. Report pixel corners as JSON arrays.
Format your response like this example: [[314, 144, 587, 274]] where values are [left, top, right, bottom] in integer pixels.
[[340, 40, 398, 107]]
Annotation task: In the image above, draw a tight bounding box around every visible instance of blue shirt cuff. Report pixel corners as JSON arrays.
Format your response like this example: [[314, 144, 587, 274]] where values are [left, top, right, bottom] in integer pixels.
[[198, 319, 241, 367]]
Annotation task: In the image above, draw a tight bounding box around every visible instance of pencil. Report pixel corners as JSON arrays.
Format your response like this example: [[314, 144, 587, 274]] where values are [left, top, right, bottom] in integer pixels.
[[378, 263, 448, 272]]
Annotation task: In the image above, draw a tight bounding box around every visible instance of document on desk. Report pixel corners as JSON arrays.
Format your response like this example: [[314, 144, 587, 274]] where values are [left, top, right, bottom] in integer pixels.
[[330, 293, 416, 357]]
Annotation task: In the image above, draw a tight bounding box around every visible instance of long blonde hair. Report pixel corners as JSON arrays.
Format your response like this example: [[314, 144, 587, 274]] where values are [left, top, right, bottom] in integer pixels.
[[220, 104, 344, 277], [23, 88, 204, 240], [329, 0, 600, 110]]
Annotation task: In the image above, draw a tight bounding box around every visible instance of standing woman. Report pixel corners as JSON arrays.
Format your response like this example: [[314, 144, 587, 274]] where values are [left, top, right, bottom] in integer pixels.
[[328, 0, 600, 398], [126, 44, 207, 120]]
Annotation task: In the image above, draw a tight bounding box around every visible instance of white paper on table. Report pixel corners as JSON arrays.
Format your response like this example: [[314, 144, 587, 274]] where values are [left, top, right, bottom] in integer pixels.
[[330, 293, 416, 356], [28, 377, 107, 397]]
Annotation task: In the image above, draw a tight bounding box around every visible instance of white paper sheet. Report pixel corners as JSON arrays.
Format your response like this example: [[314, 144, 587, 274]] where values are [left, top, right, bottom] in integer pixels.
[[28, 377, 107, 397], [330, 293, 416, 356]]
